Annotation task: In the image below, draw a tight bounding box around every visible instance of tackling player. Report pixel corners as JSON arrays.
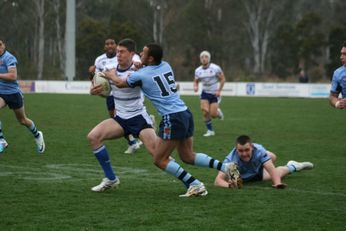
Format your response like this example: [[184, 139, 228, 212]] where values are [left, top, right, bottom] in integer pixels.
[[105, 43, 240, 197]]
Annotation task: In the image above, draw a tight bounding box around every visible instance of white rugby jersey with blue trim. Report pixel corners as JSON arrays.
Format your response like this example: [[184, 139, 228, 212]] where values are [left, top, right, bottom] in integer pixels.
[[111, 64, 145, 119], [194, 63, 223, 94]]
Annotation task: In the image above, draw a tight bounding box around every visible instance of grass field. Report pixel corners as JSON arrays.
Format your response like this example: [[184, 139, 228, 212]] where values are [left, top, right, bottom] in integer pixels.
[[0, 94, 345, 231]]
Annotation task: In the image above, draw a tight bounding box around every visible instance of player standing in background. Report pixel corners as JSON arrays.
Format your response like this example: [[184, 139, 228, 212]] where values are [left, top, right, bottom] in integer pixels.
[[88, 38, 142, 154], [0, 38, 45, 153], [88, 38, 157, 192], [329, 41, 346, 109], [194, 50, 225, 137], [105, 43, 240, 197], [215, 135, 314, 189]]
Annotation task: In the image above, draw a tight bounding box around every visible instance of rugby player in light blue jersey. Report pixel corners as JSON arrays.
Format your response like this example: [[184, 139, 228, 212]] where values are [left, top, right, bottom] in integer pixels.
[[0, 38, 45, 154], [329, 41, 346, 109], [104, 43, 240, 197], [194, 50, 225, 137], [215, 135, 313, 189]]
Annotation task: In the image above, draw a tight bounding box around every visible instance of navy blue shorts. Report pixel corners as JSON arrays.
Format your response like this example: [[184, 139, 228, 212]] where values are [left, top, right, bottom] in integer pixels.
[[0, 92, 23, 109], [159, 109, 194, 140], [243, 168, 264, 182], [114, 114, 153, 138], [200, 91, 219, 104], [106, 95, 115, 111]]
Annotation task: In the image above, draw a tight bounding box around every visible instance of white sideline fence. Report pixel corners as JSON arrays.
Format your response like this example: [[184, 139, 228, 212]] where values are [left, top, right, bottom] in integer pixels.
[[19, 80, 331, 98]]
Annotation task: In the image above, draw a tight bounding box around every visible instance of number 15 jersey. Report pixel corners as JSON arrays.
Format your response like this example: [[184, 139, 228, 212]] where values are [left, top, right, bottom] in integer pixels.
[[127, 61, 186, 116]]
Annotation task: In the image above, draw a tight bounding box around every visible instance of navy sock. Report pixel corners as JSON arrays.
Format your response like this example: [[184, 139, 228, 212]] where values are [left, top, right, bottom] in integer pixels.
[[205, 119, 213, 131], [93, 145, 116, 180]]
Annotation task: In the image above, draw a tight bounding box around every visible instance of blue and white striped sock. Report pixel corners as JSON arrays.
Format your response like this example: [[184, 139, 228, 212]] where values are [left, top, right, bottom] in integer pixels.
[[195, 153, 224, 171], [27, 122, 39, 138], [165, 160, 200, 188]]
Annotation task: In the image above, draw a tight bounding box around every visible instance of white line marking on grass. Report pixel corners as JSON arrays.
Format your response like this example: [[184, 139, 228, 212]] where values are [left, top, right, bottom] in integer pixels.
[[0, 164, 162, 182], [249, 185, 346, 198]]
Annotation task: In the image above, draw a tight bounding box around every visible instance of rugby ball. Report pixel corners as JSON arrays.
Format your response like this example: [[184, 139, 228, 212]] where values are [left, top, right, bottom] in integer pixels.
[[93, 72, 111, 97]]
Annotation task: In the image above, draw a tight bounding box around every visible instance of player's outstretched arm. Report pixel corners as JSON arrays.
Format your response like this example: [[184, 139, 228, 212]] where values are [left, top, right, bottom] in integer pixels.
[[214, 171, 232, 188], [263, 160, 287, 189]]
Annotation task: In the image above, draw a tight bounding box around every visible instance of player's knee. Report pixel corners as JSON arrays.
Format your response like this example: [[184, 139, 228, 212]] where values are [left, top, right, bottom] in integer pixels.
[[202, 108, 209, 117], [87, 131, 98, 145], [210, 111, 218, 118]]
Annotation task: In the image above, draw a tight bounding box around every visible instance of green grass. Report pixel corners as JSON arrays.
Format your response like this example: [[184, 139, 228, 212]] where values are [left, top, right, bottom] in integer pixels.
[[0, 94, 345, 230]]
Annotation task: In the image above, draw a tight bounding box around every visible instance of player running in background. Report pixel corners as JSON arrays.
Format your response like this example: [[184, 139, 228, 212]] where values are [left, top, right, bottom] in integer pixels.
[[194, 50, 225, 137], [88, 38, 157, 192], [329, 41, 346, 109], [88, 38, 142, 154], [215, 135, 314, 189], [0, 38, 45, 154], [104, 43, 239, 197]]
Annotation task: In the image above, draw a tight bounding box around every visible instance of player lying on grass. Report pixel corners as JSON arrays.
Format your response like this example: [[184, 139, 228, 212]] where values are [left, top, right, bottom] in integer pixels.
[[214, 135, 314, 189]]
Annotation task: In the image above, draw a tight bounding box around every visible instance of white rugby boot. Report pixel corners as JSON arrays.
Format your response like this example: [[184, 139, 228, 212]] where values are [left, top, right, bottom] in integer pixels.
[[35, 131, 45, 153], [0, 139, 8, 153], [287, 160, 314, 171], [217, 108, 224, 120], [124, 140, 142, 154], [203, 130, 215, 137], [179, 182, 208, 197], [91, 177, 120, 192]]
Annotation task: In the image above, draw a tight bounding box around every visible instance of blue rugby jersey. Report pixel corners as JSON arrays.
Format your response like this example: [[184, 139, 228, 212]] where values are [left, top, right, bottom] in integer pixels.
[[127, 61, 186, 116], [0, 50, 20, 94], [330, 66, 346, 98]]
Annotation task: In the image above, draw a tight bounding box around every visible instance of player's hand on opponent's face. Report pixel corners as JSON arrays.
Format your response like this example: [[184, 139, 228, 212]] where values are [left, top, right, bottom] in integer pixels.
[[272, 183, 287, 189], [90, 84, 104, 96]]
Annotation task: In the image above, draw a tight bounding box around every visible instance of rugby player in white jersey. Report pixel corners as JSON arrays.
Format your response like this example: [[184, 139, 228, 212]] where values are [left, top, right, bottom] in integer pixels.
[[87, 38, 157, 192], [194, 51, 225, 137], [88, 38, 142, 154]]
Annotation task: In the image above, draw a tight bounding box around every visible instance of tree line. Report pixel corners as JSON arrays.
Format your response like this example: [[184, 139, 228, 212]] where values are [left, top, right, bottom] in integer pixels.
[[1, 0, 346, 82]]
